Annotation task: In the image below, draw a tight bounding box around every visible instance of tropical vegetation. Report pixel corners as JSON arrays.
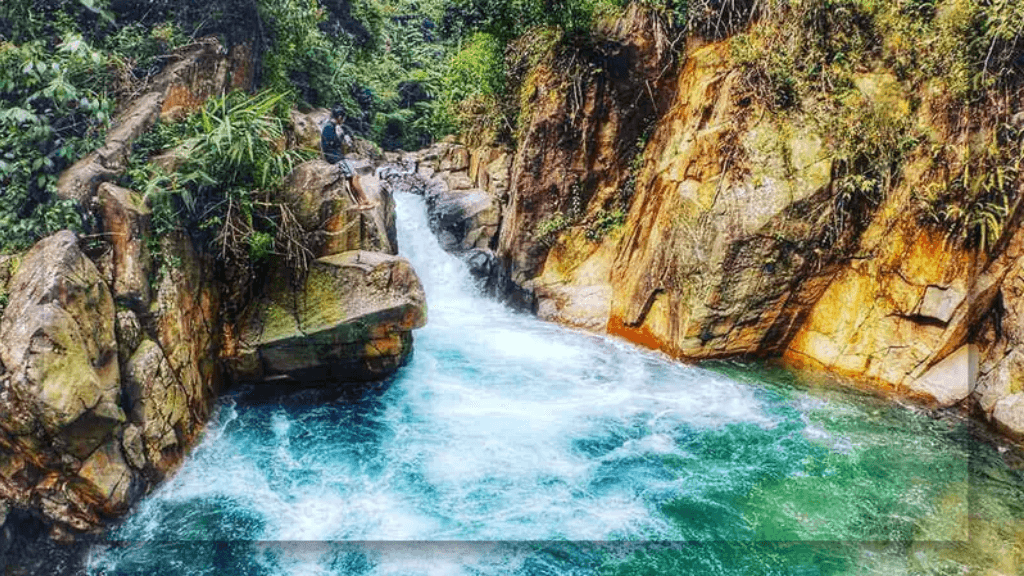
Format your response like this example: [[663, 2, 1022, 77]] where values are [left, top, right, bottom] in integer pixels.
[[1, 0, 1023, 254]]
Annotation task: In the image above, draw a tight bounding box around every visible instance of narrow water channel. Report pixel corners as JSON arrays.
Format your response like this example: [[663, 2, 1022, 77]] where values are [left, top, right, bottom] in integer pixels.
[[88, 191, 1024, 575]]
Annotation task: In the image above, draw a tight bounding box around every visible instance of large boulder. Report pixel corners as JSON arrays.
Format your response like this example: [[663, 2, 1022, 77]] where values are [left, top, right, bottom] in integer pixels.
[[229, 251, 426, 384], [0, 231, 123, 456], [0, 231, 138, 534], [426, 188, 500, 253], [908, 345, 977, 408], [75, 440, 135, 516], [278, 160, 396, 257]]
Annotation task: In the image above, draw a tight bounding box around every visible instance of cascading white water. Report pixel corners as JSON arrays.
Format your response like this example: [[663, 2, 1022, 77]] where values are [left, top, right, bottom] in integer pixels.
[[86, 190, 1024, 576]]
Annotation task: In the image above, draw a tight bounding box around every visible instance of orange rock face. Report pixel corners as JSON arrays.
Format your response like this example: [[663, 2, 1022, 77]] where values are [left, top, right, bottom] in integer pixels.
[[487, 8, 1021, 435]]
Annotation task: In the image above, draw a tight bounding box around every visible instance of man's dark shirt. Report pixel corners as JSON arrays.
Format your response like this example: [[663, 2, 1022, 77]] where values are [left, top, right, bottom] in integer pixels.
[[321, 122, 343, 164]]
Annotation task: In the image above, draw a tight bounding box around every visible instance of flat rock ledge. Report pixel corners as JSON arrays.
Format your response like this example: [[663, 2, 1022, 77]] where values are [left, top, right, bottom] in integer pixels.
[[227, 250, 427, 384]]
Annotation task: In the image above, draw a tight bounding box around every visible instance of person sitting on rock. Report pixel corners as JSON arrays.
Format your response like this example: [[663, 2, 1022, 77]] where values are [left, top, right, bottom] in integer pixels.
[[322, 106, 376, 211]]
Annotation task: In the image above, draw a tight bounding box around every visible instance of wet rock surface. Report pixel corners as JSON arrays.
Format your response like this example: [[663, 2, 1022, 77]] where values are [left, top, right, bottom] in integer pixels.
[[385, 144, 509, 292]]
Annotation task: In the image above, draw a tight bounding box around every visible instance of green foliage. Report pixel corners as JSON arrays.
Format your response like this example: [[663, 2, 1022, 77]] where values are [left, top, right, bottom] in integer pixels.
[[0, 34, 117, 253], [816, 96, 920, 246], [132, 90, 312, 267], [729, 0, 880, 109], [176, 90, 302, 190], [733, 0, 1024, 110], [446, 32, 504, 102], [534, 212, 573, 246], [258, 0, 332, 101], [0, 0, 113, 44], [99, 21, 188, 76], [879, 0, 1024, 103], [247, 230, 276, 261], [441, 0, 629, 43], [585, 208, 626, 241], [919, 125, 1024, 252], [431, 32, 506, 142], [252, 0, 455, 149], [726, 0, 1023, 253]]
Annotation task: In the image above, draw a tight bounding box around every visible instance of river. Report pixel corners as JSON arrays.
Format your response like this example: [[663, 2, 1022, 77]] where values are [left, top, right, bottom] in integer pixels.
[[87, 191, 1024, 575]]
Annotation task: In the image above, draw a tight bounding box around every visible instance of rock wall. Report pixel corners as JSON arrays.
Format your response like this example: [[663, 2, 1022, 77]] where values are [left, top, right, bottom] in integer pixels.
[[0, 221, 217, 539], [3, 39, 262, 537], [496, 5, 676, 309], [466, 9, 1024, 442]]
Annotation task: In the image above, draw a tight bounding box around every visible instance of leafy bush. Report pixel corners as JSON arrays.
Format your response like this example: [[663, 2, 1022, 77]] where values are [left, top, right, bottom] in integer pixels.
[[585, 208, 626, 241], [919, 125, 1023, 252], [0, 0, 113, 44], [132, 91, 313, 269], [0, 34, 116, 253], [441, 0, 627, 43], [99, 21, 188, 79], [431, 32, 506, 142], [258, 0, 333, 102], [534, 212, 573, 246], [917, 0, 1024, 103], [445, 32, 504, 102]]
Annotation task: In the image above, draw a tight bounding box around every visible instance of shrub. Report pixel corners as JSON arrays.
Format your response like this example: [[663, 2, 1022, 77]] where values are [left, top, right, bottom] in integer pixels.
[[585, 208, 626, 241], [919, 125, 1023, 252], [431, 32, 506, 142], [100, 21, 188, 79], [0, 34, 115, 253], [534, 212, 573, 246], [133, 90, 313, 271]]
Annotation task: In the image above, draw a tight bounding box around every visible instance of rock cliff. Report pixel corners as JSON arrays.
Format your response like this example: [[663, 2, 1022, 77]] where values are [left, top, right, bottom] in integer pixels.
[[418, 7, 1024, 444]]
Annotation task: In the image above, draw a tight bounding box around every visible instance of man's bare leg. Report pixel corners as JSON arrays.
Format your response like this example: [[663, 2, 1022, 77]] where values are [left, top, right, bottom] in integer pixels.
[[348, 175, 378, 211]]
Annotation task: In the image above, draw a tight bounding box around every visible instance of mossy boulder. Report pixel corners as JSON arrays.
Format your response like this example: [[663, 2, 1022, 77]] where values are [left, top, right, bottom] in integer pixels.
[[0, 231, 123, 455], [229, 250, 426, 384]]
